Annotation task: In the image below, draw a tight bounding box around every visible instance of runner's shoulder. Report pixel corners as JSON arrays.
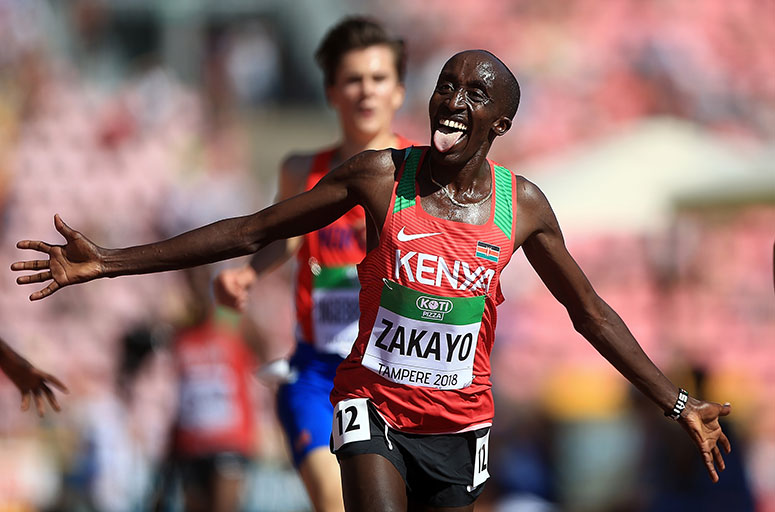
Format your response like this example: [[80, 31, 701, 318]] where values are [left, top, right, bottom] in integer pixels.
[[337, 148, 400, 183], [514, 175, 551, 211]]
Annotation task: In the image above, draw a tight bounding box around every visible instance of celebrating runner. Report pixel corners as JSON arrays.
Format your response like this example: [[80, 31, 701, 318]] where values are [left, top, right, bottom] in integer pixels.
[[13, 49, 731, 511]]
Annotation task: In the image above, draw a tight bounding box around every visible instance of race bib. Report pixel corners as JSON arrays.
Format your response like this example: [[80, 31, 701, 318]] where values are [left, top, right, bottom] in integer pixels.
[[472, 431, 491, 488], [178, 364, 238, 431], [312, 265, 361, 357], [331, 397, 371, 451], [361, 281, 486, 390]]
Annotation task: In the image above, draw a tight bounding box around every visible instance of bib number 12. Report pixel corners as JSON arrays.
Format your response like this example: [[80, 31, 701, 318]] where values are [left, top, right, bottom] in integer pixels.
[[331, 398, 370, 451]]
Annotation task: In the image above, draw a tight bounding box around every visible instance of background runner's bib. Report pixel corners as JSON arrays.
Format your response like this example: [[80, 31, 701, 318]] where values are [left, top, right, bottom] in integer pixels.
[[296, 137, 413, 354], [362, 280, 485, 389], [179, 364, 238, 430], [173, 320, 255, 457], [311, 265, 361, 357]]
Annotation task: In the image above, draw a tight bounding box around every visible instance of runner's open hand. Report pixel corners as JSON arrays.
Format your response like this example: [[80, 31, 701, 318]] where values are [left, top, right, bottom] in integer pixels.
[[679, 399, 732, 483], [1, 347, 68, 417], [12, 214, 104, 301]]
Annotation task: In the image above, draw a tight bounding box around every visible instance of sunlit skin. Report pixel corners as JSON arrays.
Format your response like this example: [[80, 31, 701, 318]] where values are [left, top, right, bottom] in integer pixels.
[[12, 50, 732, 510]]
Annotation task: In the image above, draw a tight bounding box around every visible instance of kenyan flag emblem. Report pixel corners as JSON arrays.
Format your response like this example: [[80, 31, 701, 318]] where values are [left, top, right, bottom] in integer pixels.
[[475, 241, 500, 262]]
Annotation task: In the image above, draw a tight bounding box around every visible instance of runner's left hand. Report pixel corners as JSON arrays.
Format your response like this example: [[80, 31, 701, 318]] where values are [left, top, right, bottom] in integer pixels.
[[679, 399, 732, 483]]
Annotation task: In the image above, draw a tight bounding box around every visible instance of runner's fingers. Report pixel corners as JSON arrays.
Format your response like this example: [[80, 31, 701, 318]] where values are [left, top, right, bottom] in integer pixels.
[[703, 450, 719, 482], [30, 282, 60, 301], [41, 384, 61, 412], [712, 445, 725, 472], [16, 270, 52, 284], [20, 392, 31, 412], [720, 432, 731, 454], [54, 214, 75, 239], [12, 259, 51, 272], [41, 373, 69, 393], [15, 240, 53, 253], [34, 390, 45, 417]]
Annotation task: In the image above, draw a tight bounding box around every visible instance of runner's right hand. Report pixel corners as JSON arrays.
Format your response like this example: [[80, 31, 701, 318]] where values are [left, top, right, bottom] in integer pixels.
[[213, 266, 257, 311], [13, 214, 105, 301]]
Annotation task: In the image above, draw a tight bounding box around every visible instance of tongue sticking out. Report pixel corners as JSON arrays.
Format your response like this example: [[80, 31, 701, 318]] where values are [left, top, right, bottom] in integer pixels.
[[433, 129, 464, 153]]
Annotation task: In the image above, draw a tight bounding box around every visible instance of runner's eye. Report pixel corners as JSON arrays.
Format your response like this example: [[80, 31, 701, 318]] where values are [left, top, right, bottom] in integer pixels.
[[467, 89, 488, 104]]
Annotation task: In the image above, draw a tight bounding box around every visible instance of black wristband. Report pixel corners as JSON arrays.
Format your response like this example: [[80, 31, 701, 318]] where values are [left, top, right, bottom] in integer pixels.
[[665, 388, 689, 420]]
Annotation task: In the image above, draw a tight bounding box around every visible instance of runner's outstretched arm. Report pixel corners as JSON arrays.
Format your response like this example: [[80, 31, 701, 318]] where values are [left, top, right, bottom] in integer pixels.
[[13, 150, 393, 301], [0, 336, 69, 416], [515, 177, 731, 483], [213, 154, 309, 310]]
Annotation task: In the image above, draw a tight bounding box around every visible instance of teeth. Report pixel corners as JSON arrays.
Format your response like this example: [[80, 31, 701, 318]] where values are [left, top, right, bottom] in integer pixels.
[[440, 119, 467, 131]]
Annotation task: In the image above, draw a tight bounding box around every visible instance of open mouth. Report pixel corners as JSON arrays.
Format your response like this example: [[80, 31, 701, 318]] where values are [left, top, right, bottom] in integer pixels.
[[433, 118, 468, 153]]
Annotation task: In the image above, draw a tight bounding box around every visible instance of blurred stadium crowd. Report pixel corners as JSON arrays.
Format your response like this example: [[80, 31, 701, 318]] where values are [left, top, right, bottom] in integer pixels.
[[0, 0, 772, 511]]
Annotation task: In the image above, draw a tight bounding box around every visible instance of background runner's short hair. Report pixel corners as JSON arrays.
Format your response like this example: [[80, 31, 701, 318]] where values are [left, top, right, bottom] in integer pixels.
[[315, 16, 406, 87]]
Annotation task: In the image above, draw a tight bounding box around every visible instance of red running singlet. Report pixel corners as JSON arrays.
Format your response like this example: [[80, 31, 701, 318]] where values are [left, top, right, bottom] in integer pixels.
[[331, 146, 518, 433], [173, 318, 256, 457]]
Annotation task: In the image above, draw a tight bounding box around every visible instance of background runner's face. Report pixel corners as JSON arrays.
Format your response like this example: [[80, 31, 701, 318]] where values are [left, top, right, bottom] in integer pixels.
[[327, 45, 404, 140]]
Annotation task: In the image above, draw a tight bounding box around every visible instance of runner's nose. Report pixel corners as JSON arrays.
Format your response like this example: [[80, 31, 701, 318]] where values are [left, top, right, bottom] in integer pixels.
[[449, 87, 466, 110]]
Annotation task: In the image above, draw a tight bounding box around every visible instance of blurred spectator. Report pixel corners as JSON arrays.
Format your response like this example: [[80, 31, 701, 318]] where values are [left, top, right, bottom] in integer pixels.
[[57, 325, 167, 512], [154, 309, 257, 512]]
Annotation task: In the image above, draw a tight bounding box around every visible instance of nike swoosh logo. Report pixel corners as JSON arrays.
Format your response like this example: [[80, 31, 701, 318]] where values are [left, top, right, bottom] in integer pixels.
[[397, 227, 442, 242]]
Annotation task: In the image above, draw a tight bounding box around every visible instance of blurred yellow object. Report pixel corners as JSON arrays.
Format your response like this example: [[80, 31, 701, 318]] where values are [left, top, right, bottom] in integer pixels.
[[706, 367, 758, 433], [541, 366, 629, 421]]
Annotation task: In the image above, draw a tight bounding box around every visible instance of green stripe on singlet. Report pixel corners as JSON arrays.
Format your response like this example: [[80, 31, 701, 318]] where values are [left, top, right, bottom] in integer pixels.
[[393, 147, 421, 213], [493, 164, 513, 240], [380, 281, 486, 325]]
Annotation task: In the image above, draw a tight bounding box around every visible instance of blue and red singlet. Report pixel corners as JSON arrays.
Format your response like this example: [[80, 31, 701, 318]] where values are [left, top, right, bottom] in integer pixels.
[[294, 135, 415, 357]]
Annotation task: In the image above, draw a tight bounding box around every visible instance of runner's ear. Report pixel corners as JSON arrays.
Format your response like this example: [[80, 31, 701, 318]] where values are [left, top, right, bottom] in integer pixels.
[[492, 116, 511, 137]]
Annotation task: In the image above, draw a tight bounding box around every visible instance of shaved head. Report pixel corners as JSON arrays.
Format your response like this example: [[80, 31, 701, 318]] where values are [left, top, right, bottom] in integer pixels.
[[448, 50, 521, 120]]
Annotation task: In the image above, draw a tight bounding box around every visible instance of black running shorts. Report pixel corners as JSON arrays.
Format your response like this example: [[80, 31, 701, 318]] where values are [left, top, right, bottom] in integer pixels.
[[331, 399, 491, 508]]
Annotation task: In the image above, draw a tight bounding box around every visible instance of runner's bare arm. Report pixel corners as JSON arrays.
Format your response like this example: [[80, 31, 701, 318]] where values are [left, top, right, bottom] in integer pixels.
[[13, 150, 396, 301], [246, 153, 312, 271], [0, 336, 69, 416], [513, 176, 731, 483], [212, 154, 311, 309]]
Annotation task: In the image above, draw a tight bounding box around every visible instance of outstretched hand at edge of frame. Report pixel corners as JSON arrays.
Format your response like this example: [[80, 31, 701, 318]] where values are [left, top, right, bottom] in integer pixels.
[[12, 214, 105, 301], [0, 340, 69, 417]]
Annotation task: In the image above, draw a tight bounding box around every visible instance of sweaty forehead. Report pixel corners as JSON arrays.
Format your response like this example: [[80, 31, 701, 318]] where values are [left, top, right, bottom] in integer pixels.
[[440, 52, 499, 87]]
